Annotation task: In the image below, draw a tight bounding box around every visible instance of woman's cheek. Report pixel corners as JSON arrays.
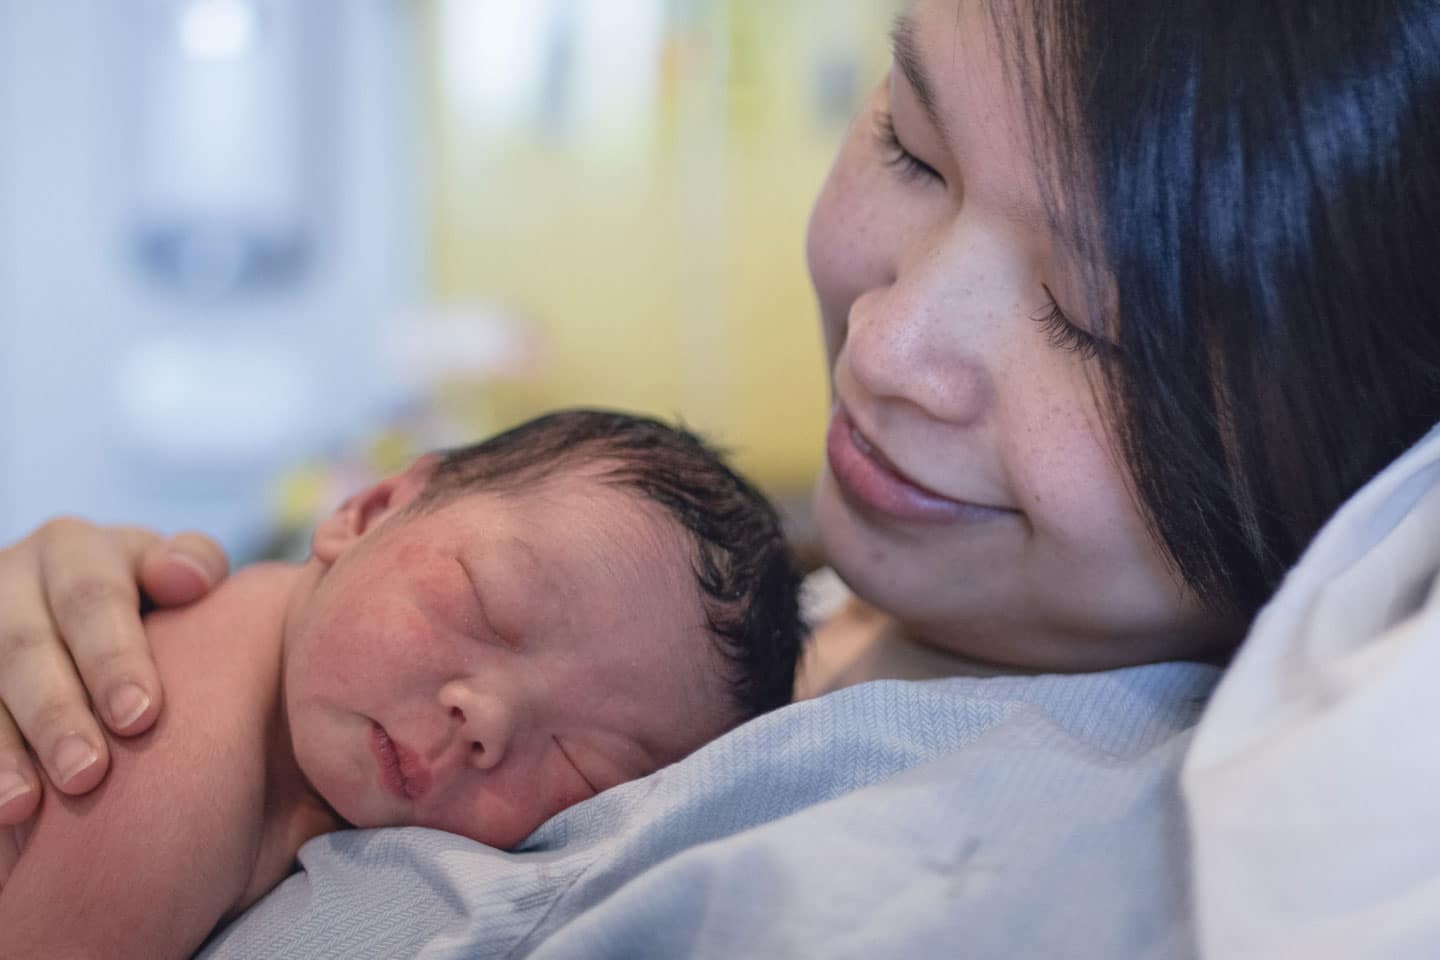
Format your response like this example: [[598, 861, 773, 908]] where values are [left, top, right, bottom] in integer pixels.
[[806, 177, 855, 366], [1020, 420, 1183, 619]]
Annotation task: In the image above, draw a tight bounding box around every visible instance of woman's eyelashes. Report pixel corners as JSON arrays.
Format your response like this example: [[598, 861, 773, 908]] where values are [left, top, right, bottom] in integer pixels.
[[872, 108, 1105, 364], [874, 111, 943, 185], [1034, 287, 1106, 360]]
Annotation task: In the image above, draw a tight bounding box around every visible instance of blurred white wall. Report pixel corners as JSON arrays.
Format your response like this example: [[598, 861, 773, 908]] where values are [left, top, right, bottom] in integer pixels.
[[0, 0, 423, 559], [0, 0, 12, 532]]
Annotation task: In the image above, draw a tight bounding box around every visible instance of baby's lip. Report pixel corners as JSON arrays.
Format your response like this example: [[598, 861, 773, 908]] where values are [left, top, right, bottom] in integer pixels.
[[370, 722, 434, 803]]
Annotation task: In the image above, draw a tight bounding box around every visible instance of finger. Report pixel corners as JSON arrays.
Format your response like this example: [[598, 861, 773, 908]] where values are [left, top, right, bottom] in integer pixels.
[[0, 704, 41, 825], [37, 519, 160, 740], [0, 532, 110, 794], [137, 530, 229, 608]]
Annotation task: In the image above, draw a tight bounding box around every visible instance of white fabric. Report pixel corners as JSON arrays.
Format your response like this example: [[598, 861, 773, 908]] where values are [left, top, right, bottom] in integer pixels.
[[1183, 424, 1440, 959], [202, 665, 1217, 958]]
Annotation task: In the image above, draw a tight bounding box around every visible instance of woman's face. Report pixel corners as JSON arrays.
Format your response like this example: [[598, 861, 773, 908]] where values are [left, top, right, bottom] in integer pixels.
[[806, 0, 1224, 670]]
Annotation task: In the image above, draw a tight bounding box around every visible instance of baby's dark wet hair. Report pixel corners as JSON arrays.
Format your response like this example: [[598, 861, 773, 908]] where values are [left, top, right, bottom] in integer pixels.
[[408, 409, 805, 719]]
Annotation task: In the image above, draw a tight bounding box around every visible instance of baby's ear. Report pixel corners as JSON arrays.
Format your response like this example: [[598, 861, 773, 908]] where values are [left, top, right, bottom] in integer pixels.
[[311, 453, 443, 563]]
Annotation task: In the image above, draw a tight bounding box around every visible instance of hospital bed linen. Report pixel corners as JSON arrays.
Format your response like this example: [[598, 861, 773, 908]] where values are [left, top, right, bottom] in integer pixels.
[[1185, 423, 1440, 959], [202, 662, 1217, 959]]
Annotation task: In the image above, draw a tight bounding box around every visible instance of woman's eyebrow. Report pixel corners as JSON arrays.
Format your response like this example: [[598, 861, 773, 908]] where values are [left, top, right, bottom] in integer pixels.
[[889, 13, 951, 145]]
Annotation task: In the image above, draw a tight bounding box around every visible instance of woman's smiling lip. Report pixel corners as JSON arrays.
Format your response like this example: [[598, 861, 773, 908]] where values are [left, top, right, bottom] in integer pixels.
[[370, 722, 433, 802], [826, 405, 1013, 524]]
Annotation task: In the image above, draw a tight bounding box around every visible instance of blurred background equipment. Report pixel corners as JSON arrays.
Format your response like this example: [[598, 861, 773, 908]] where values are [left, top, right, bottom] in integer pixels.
[[0, 0, 898, 563], [0, 0, 421, 556], [131, 0, 318, 298]]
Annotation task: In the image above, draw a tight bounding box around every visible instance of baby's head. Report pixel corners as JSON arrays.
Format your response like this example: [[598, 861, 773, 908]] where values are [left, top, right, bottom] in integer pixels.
[[281, 409, 805, 848]]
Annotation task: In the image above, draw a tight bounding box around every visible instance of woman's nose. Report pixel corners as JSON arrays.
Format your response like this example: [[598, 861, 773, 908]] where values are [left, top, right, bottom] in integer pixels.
[[842, 285, 994, 428], [438, 681, 514, 771]]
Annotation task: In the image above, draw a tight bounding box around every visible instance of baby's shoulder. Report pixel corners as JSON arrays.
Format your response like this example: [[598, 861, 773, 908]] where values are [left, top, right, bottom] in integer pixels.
[[0, 818, 25, 892], [143, 562, 291, 697], [130, 565, 292, 799]]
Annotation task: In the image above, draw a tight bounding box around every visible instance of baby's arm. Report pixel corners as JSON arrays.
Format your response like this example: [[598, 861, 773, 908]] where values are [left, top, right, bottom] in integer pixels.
[[0, 613, 273, 959], [0, 821, 23, 889], [0, 718, 267, 959]]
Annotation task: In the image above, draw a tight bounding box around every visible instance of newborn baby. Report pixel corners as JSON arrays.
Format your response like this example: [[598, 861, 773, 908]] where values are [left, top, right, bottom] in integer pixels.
[[0, 409, 804, 959]]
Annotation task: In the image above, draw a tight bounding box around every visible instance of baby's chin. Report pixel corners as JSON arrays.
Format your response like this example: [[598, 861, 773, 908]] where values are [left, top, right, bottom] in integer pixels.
[[289, 744, 395, 835], [304, 780, 381, 833]]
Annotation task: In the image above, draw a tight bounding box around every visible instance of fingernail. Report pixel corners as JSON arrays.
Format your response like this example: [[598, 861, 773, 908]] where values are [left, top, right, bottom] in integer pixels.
[[0, 769, 31, 808], [54, 735, 99, 786], [109, 683, 151, 729], [168, 551, 215, 586]]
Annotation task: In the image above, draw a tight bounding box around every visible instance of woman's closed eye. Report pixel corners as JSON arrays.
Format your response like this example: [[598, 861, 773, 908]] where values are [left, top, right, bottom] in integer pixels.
[[874, 110, 943, 186], [1034, 286, 1108, 360]]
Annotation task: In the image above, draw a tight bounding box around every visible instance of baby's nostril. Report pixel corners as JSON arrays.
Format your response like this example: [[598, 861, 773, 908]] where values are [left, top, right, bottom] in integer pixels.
[[471, 742, 485, 756], [450, 706, 464, 723]]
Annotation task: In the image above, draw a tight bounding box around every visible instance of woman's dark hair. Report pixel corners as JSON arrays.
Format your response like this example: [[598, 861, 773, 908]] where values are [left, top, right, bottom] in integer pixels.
[[995, 0, 1440, 622], [408, 409, 805, 720]]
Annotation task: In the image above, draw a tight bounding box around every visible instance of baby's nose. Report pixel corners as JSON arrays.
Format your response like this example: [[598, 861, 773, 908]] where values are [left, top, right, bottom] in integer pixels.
[[437, 681, 514, 771]]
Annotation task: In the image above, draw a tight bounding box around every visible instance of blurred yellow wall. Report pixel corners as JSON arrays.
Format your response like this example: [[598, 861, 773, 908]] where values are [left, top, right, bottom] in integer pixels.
[[422, 1, 896, 494]]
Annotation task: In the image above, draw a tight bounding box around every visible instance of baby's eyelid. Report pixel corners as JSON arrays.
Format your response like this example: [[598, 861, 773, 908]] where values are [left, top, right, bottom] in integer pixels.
[[482, 621, 523, 653], [553, 735, 600, 795], [455, 556, 522, 651]]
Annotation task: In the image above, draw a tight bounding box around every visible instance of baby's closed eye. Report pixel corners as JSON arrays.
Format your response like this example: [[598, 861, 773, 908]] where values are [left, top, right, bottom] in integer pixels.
[[552, 735, 600, 796]]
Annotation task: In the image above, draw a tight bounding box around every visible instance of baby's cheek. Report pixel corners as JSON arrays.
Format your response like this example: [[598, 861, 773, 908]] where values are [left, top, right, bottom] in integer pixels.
[[513, 764, 607, 843], [339, 595, 454, 675], [552, 783, 594, 816]]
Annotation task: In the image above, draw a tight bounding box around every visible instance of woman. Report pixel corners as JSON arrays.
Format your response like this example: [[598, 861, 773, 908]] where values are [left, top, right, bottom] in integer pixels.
[[2, 0, 1436, 953]]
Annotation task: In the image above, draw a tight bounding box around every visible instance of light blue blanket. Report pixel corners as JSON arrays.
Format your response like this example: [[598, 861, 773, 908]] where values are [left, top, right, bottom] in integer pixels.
[[201, 664, 1217, 959]]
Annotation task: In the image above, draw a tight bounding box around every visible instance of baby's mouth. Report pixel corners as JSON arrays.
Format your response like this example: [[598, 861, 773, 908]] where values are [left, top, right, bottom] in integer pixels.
[[370, 722, 432, 802]]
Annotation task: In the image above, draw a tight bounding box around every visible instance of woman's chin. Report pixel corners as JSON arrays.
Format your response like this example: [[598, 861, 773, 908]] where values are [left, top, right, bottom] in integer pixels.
[[813, 468, 1018, 656], [812, 470, 930, 617]]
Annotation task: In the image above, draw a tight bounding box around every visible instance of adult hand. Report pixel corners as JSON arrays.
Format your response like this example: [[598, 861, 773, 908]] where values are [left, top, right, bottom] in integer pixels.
[[0, 519, 228, 824]]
